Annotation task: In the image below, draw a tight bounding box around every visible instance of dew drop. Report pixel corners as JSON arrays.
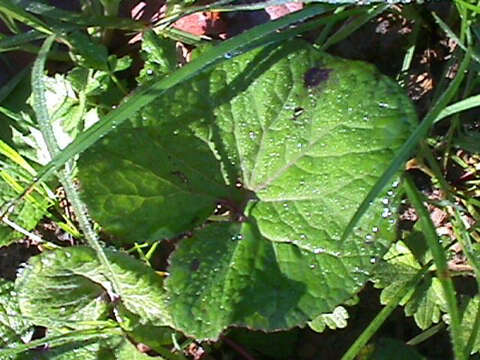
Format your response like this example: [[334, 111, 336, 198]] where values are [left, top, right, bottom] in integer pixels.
[[224, 52, 233, 59], [173, 129, 180, 135], [372, 226, 379, 233], [231, 234, 243, 241], [300, 233, 307, 240], [249, 131, 256, 140], [387, 190, 394, 196], [313, 248, 324, 254], [309, 264, 316, 269], [365, 234, 373, 241], [381, 209, 392, 218], [146, 69, 154, 75], [370, 257, 377, 264], [381, 198, 389, 205]]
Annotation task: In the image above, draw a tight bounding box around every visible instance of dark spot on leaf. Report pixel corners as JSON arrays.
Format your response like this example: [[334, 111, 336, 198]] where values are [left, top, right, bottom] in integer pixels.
[[171, 170, 189, 183], [304, 67, 332, 88], [294, 107, 304, 116], [191, 259, 200, 271], [292, 107, 304, 121]]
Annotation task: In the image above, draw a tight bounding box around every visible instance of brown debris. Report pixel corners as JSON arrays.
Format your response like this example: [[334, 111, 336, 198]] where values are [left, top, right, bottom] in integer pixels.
[[265, 3, 303, 20], [408, 71, 434, 101], [173, 11, 226, 37], [187, 342, 206, 360]]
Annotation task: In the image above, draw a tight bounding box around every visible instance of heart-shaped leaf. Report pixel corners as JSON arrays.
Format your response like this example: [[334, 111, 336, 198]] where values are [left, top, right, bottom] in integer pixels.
[[78, 40, 416, 339]]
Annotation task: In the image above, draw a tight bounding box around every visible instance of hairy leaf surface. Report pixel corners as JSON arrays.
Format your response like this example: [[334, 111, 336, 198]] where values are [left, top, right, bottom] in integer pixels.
[[15, 247, 172, 328], [79, 40, 416, 339], [0, 280, 33, 350]]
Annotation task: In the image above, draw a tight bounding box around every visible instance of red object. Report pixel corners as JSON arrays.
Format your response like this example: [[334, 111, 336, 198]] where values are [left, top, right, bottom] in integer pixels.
[[173, 11, 226, 36], [265, 3, 304, 20]]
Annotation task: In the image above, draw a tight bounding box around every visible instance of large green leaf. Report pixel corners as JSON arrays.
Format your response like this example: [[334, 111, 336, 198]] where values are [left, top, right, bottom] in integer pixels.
[[78, 127, 233, 243], [15, 247, 172, 328], [79, 40, 416, 339]]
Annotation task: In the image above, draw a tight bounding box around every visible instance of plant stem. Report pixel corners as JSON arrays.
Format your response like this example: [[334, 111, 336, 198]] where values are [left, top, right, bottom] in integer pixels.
[[341, 262, 431, 360], [31, 35, 122, 298], [404, 177, 466, 360]]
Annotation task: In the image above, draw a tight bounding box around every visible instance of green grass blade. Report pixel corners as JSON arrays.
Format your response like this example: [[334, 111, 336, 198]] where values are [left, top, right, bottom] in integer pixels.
[[227, 8, 363, 55], [203, 0, 412, 12], [31, 36, 59, 155], [0, 140, 36, 176], [407, 323, 446, 346], [0, 29, 45, 51], [320, 4, 388, 50], [340, 49, 472, 243], [31, 35, 123, 297], [455, 0, 480, 14], [24, 1, 145, 31], [342, 262, 431, 360], [465, 301, 480, 356], [0, 106, 29, 124], [434, 93, 480, 123], [431, 11, 480, 64], [0, 0, 52, 34], [25, 4, 333, 188], [404, 176, 465, 360]]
